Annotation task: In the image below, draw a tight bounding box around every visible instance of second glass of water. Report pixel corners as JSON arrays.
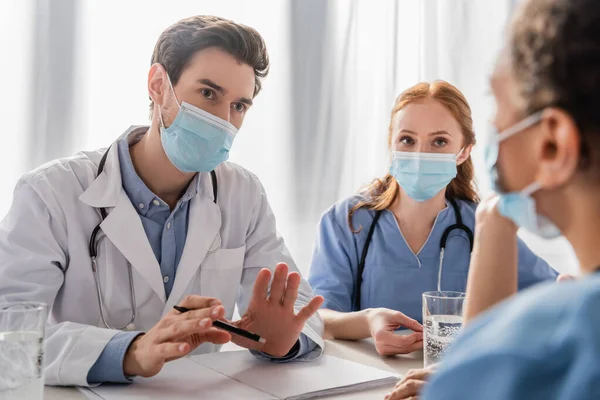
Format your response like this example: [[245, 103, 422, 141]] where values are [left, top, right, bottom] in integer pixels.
[[0, 302, 47, 400], [422, 291, 465, 367]]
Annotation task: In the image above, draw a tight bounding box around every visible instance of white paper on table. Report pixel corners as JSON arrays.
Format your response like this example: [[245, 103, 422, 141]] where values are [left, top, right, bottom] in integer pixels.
[[79, 357, 275, 400], [80, 350, 398, 400], [189, 351, 398, 400]]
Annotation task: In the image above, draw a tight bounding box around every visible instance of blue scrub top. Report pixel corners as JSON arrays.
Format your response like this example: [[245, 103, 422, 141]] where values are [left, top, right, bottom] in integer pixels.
[[423, 272, 600, 400], [308, 195, 558, 322]]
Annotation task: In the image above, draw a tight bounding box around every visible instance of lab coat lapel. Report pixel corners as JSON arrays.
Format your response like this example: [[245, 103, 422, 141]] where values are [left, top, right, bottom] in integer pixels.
[[165, 186, 221, 313], [100, 193, 166, 303], [79, 138, 166, 303]]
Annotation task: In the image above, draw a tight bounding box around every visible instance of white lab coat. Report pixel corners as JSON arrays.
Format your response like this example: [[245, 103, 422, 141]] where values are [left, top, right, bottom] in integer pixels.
[[0, 129, 324, 386]]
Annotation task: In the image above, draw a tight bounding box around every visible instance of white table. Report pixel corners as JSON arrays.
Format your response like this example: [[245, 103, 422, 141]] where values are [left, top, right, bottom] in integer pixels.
[[44, 339, 424, 399]]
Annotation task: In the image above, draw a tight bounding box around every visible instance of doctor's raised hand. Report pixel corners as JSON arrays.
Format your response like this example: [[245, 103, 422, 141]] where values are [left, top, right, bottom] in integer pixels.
[[123, 296, 231, 378], [229, 263, 324, 357]]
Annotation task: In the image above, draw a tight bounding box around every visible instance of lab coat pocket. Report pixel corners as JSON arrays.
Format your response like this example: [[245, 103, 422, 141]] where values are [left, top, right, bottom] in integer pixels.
[[200, 245, 246, 315]]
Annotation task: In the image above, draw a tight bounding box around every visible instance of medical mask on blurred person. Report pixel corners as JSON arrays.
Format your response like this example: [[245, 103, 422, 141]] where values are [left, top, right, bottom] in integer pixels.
[[485, 112, 561, 239]]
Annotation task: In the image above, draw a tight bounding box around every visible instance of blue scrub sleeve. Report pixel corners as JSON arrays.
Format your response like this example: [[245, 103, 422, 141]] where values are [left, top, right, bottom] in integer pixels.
[[423, 286, 600, 400], [308, 208, 356, 312], [422, 352, 555, 400], [516, 237, 558, 289], [421, 298, 547, 400]]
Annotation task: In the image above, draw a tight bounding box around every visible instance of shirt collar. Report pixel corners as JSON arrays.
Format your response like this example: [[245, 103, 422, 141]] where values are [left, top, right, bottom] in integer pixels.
[[117, 128, 199, 215]]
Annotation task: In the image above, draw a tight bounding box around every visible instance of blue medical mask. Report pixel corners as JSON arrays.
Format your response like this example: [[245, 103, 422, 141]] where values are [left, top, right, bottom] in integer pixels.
[[486, 111, 561, 239], [158, 75, 238, 173], [390, 150, 462, 202]]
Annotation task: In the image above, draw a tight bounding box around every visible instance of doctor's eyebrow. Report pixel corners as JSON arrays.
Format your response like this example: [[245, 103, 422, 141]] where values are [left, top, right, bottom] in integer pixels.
[[198, 79, 226, 94], [198, 78, 253, 106]]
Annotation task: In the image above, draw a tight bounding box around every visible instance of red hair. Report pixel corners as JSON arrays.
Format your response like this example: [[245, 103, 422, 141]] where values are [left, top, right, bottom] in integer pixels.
[[348, 80, 479, 231]]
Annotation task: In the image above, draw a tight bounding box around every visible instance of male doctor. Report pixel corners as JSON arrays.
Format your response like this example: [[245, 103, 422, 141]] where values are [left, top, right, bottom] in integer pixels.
[[0, 15, 324, 386]]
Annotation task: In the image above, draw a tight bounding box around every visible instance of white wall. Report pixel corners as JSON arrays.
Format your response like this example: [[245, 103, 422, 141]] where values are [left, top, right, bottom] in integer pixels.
[[0, 0, 579, 276], [0, 0, 35, 217]]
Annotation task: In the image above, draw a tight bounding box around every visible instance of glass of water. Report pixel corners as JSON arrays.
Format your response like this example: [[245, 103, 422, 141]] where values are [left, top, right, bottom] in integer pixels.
[[422, 291, 465, 367], [0, 302, 47, 400]]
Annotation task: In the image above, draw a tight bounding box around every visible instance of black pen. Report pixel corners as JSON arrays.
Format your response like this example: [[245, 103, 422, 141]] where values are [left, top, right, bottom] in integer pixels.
[[173, 305, 266, 344]]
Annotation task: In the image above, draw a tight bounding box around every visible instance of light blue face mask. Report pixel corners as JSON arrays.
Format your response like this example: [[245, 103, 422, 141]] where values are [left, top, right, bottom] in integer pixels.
[[486, 111, 561, 239], [158, 74, 238, 173], [390, 150, 462, 202]]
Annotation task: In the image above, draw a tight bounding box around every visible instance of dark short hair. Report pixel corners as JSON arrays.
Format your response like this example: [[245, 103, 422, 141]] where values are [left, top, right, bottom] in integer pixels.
[[149, 15, 270, 116], [509, 0, 600, 167]]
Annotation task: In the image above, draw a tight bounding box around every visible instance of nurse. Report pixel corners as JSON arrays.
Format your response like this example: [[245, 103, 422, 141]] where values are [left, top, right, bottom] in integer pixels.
[[416, 0, 600, 398], [308, 80, 558, 356]]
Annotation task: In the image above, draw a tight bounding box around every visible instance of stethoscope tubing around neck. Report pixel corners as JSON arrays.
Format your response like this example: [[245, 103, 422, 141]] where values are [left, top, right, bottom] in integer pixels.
[[87, 143, 218, 330], [354, 197, 474, 310]]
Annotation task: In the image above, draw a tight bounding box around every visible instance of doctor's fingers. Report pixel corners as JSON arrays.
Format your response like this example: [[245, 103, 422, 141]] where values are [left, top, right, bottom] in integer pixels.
[[188, 328, 231, 348], [170, 305, 226, 323], [252, 268, 272, 301], [163, 331, 232, 364], [156, 342, 194, 362], [155, 316, 218, 343], [169, 295, 222, 315], [281, 272, 301, 309], [295, 295, 324, 322], [268, 263, 289, 303], [156, 306, 225, 341], [164, 330, 232, 362]]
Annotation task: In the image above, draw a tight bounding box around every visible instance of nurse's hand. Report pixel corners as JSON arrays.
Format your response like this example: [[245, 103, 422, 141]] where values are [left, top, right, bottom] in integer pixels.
[[123, 295, 231, 378], [366, 308, 423, 356], [228, 263, 324, 357], [385, 365, 436, 400]]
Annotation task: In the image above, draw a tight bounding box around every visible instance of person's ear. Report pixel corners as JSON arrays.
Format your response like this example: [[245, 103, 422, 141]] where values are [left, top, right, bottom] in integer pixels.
[[457, 143, 474, 165], [536, 108, 581, 189], [148, 63, 168, 108]]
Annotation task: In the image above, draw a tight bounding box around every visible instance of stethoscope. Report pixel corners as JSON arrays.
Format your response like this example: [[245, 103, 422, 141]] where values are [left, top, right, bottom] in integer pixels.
[[354, 197, 474, 310], [88, 145, 218, 330]]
